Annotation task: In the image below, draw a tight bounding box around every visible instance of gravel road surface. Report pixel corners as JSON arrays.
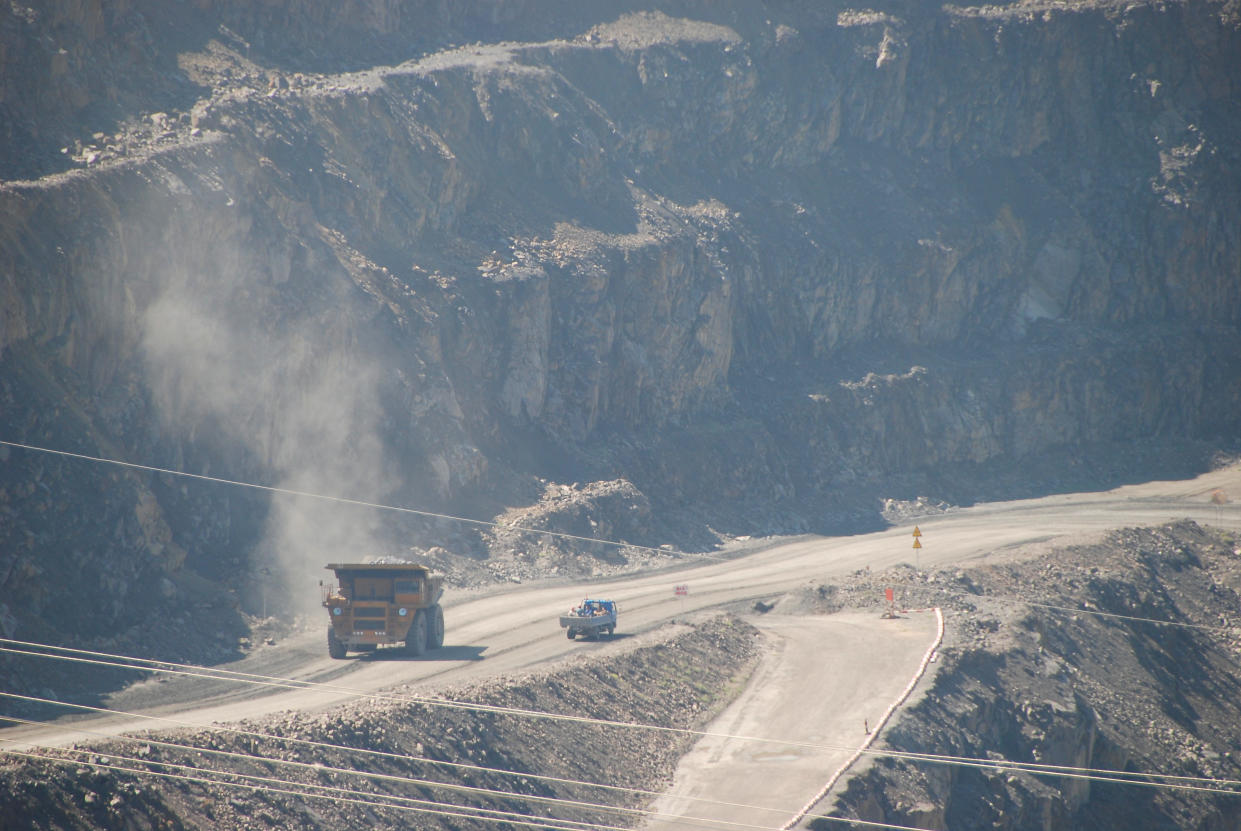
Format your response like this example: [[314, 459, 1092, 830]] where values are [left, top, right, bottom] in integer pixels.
[[644, 611, 939, 830], [3, 466, 1239, 805]]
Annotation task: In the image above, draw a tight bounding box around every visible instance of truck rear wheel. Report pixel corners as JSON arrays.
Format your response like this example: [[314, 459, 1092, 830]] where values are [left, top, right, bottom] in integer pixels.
[[428, 604, 445, 650], [327, 627, 347, 659], [405, 610, 427, 657], [566, 628, 576, 640]]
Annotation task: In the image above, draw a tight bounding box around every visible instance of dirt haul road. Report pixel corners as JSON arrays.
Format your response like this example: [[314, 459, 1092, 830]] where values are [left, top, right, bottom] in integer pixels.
[[643, 610, 942, 831], [4, 467, 1240, 814]]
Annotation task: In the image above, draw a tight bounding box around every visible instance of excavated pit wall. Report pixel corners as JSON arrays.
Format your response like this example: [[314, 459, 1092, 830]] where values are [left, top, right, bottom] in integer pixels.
[[1, 1, 1240, 650]]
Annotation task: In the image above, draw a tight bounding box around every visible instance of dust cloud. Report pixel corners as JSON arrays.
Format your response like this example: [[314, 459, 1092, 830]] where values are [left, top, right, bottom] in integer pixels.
[[140, 264, 400, 616]]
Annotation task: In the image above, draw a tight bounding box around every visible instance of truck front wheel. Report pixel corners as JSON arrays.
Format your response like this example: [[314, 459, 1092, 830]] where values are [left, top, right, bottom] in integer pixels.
[[406, 611, 427, 657], [327, 627, 347, 659]]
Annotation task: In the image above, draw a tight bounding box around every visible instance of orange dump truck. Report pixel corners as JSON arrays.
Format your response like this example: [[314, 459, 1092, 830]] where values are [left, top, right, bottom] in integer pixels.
[[322, 563, 444, 658]]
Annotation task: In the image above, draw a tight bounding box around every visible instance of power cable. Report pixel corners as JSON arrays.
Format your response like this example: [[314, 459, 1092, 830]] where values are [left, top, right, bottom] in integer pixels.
[[5, 675, 1241, 798], [0, 639, 741, 735], [0, 713, 940, 831], [0, 713, 653, 824], [6, 629, 1239, 788], [5, 439, 1241, 802], [2, 439, 1231, 633], [1, 691, 940, 830], [0, 744, 646, 831], [2, 636, 1236, 795], [0, 690, 656, 797], [1022, 600, 1234, 634], [3, 704, 1237, 831], [0, 438, 731, 563], [9, 742, 629, 831], [0, 641, 1087, 777], [4, 439, 1232, 636], [6, 711, 868, 830]]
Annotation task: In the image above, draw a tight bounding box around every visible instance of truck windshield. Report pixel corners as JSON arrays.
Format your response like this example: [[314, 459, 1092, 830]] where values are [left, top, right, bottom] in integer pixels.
[[353, 577, 393, 601]]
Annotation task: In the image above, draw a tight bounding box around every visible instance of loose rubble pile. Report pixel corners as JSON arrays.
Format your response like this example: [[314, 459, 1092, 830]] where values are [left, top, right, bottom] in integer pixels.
[[482, 479, 685, 582]]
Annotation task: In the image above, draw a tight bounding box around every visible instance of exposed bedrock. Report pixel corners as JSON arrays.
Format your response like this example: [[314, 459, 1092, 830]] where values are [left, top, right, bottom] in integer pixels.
[[0, 0, 1239, 640]]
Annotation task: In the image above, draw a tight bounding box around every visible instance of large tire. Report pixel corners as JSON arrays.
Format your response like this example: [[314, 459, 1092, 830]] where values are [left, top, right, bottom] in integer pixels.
[[604, 624, 614, 638], [405, 611, 427, 657], [428, 604, 445, 650], [327, 627, 347, 659], [566, 628, 576, 640]]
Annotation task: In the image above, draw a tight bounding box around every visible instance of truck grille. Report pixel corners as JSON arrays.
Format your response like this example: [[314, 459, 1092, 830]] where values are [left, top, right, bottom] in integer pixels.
[[352, 607, 387, 620]]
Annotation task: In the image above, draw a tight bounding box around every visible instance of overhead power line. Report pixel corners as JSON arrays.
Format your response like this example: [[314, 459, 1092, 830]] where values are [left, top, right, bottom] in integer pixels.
[[0, 438, 729, 563], [2, 701, 1237, 831], [0, 638, 726, 735], [4, 438, 1232, 636], [0, 745, 648, 831], [3, 439, 1232, 633], [5, 438, 1241, 814], [1022, 600, 1235, 634], [4, 653, 1240, 799], [0, 713, 648, 823], [0, 691, 652, 798], [6, 588, 1238, 740], [0, 710, 938, 831]]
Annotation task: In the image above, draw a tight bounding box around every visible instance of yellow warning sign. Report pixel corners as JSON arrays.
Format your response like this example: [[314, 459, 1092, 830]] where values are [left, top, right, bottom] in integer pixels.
[[912, 526, 922, 537], [913, 538, 922, 549]]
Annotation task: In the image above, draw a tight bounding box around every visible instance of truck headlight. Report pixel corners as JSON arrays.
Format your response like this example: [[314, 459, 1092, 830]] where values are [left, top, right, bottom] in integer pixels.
[[398, 608, 408, 617], [332, 607, 342, 616]]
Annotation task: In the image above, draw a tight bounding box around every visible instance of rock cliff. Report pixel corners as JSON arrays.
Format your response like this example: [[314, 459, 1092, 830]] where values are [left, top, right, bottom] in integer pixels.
[[0, 1, 1239, 644]]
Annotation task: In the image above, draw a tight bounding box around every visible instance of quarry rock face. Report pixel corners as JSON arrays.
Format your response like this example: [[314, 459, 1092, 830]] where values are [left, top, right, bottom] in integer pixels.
[[0, 1, 1239, 638]]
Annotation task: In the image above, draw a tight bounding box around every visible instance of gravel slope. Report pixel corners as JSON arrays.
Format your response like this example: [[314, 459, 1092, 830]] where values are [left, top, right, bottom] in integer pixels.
[[0, 617, 760, 831]]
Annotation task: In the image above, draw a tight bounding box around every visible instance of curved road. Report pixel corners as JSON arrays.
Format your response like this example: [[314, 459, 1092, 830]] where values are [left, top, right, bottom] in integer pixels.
[[4, 467, 1240, 796]]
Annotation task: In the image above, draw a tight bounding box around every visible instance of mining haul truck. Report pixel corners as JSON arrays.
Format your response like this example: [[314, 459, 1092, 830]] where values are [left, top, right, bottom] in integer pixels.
[[322, 563, 444, 658]]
